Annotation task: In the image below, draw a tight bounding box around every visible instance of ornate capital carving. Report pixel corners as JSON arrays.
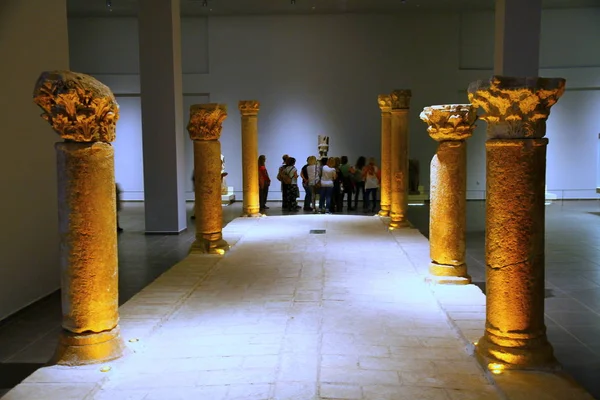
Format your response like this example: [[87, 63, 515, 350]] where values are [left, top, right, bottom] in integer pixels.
[[390, 89, 412, 110], [378, 95, 392, 113], [187, 104, 228, 141], [420, 104, 477, 142], [238, 100, 260, 116], [33, 71, 119, 142], [468, 75, 565, 139]]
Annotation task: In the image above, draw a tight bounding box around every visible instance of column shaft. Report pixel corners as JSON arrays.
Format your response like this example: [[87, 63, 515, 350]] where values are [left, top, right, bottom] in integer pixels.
[[379, 97, 392, 217], [429, 141, 469, 283], [239, 101, 260, 216], [390, 109, 409, 228], [480, 138, 553, 365], [193, 140, 227, 253]]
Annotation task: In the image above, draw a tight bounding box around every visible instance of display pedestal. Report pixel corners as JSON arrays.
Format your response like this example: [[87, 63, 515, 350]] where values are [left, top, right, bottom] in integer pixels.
[[222, 186, 235, 205], [408, 185, 429, 205]]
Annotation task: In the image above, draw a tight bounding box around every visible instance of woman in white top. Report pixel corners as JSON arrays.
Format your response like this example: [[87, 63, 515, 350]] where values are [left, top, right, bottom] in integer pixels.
[[362, 157, 380, 213], [319, 157, 337, 214], [306, 155, 320, 211]]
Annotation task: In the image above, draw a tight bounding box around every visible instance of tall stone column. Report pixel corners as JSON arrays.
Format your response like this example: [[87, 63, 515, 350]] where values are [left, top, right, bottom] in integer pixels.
[[389, 89, 412, 228], [469, 76, 565, 368], [33, 71, 125, 365], [378, 95, 392, 217], [420, 105, 476, 285], [187, 104, 229, 254], [239, 100, 261, 217]]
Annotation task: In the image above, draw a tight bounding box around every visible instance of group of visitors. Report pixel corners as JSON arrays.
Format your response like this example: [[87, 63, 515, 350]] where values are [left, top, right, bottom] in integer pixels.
[[258, 153, 381, 214]]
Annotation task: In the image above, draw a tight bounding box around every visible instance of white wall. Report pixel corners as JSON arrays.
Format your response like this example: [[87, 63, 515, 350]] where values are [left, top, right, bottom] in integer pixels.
[[0, 0, 69, 319], [68, 8, 600, 200]]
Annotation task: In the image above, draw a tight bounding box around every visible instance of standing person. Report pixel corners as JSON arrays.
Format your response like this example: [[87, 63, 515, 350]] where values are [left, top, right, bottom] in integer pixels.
[[331, 157, 342, 213], [116, 183, 123, 233], [258, 155, 271, 211], [319, 157, 336, 214], [306, 155, 320, 212], [353, 156, 366, 210], [300, 156, 313, 212], [277, 154, 290, 210], [283, 157, 300, 212], [339, 155, 356, 211], [363, 157, 381, 213]]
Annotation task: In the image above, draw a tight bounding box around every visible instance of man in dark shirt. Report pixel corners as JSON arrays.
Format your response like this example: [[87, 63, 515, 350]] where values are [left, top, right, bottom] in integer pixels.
[[301, 157, 312, 211]]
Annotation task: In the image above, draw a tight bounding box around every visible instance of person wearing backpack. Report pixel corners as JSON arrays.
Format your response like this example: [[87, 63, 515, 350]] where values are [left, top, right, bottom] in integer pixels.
[[339, 155, 356, 211], [281, 157, 300, 212], [277, 154, 289, 209]]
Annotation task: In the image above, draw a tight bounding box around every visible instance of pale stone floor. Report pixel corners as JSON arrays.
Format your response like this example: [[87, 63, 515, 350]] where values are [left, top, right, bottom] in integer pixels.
[[5, 213, 505, 400], [1, 200, 600, 399]]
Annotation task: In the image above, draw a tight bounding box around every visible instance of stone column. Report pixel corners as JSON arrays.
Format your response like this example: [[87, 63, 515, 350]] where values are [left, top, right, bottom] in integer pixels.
[[378, 95, 392, 217], [33, 71, 125, 365], [469, 76, 565, 369], [239, 100, 261, 217], [389, 89, 412, 228], [187, 104, 229, 254], [420, 105, 476, 285]]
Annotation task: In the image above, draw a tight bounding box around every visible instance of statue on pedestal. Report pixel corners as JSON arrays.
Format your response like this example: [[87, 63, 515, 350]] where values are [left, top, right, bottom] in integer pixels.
[[318, 135, 329, 160], [221, 154, 228, 195]]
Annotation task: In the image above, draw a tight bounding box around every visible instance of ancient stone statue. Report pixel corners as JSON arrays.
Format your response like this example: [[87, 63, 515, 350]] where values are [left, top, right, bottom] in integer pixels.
[[221, 154, 228, 195], [318, 135, 329, 160]]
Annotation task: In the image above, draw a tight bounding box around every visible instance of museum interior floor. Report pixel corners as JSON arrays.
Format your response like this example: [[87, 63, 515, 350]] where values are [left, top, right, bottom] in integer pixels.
[[0, 199, 599, 399]]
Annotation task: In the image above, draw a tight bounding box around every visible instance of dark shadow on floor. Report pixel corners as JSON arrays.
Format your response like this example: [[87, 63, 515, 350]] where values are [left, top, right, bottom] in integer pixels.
[[0, 363, 44, 390]]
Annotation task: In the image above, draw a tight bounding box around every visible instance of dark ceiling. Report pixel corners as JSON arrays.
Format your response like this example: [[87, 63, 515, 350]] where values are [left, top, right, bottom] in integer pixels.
[[67, 0, 600, 17]]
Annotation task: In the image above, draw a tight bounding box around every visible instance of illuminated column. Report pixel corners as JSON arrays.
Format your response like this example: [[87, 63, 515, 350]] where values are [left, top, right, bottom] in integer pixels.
[[378, 95, 392, 217], [420, 105, 476, 285], [33, 71, 125, 365], [187, 104, 229, 254], [469, 76, 565, 368], [239, 100, 261, 217], [389, 89, 411, 228]]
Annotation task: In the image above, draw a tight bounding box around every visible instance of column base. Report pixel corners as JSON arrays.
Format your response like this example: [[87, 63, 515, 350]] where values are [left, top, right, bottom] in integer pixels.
[[378, 205, 391, 217], [52, 325, 126, 366], [242, 208, 262, 217], [190, 237, 230, 255], [476, 330, 558, 371], [428, 262, 471, 285], [388, 219, 410, 229]]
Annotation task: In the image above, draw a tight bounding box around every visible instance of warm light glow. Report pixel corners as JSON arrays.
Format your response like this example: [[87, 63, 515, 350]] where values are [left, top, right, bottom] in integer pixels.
[[473, 341, 478, 346], [388, 227, 395, 231], [215, 248, 225, 255], [488, 363, 505, 374], [100, 366, 111, 372], [128, 338, 139, 343]]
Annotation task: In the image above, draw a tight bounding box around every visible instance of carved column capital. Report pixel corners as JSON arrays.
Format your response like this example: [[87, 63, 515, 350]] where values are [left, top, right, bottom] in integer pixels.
[[420, 104, 477, 142], [390, 89, 412, 110], [187, 104, 228, 141], [238, 100, 260, 116], [378, 95, 392, 113], [33, 71, 119, 143], [467, 75, 565, 139]]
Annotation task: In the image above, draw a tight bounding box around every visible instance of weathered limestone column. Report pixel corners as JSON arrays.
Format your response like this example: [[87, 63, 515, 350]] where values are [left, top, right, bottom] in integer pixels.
[[378, 95, 392, 217], [469, 76, 565, 368], [33, 71, 125, 365], [420, 105, 476, 285], [239, 100, 261, 217], [187, 104, 229, 254], [389, 89, 412, 228]]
